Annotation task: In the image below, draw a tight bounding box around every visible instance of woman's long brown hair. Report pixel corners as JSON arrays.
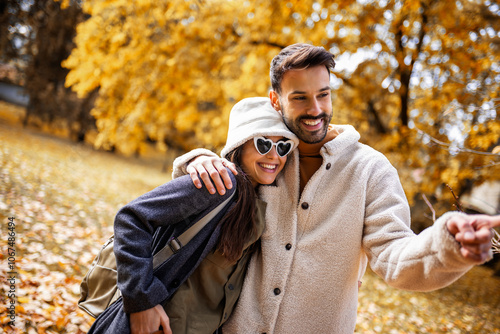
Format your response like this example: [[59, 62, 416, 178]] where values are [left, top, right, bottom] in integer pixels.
[[216, 146, 258, 263]]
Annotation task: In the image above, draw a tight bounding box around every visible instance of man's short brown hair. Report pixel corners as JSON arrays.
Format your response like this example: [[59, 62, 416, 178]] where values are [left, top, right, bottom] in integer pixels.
[[270, 43, 336, 94]]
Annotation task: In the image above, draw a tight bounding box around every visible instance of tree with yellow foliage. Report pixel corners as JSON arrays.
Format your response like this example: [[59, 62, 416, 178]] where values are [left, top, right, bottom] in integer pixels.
[[63, 0, 499, 207], [329, 0, 500, 205]]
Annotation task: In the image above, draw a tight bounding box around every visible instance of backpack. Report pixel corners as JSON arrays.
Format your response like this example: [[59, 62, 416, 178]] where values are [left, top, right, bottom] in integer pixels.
[[78, 191, 235, 318]]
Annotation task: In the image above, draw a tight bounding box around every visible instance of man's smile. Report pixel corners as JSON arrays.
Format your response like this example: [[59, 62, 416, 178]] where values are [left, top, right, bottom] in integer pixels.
[[302, 118, 323, 130]]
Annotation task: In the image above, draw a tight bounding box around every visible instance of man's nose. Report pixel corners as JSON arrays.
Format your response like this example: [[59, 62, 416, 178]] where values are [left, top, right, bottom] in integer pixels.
[[307, 98, 322, 116]]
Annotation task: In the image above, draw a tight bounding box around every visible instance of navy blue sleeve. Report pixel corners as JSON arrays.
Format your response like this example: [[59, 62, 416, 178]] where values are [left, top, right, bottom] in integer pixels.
[[113, 170, 236, 313]]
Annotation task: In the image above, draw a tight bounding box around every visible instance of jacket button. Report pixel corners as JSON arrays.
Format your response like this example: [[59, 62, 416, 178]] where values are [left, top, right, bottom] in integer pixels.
[[274, 288, 281, 295], [285, 243, 292, 250], [326, 163, 331, 170], [172, 279, 180, 288], [228, 284, 234, 290], [301, 202, 309, 210]]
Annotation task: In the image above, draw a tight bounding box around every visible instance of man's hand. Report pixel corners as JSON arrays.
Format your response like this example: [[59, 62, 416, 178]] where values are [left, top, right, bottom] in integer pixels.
[[186, 155, 238, 195], [446, 214, 500, 262], [130, 304, 172, 334]]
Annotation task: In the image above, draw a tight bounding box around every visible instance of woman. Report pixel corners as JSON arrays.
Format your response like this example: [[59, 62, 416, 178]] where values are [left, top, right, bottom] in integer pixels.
[[87, 97, 298, 334]]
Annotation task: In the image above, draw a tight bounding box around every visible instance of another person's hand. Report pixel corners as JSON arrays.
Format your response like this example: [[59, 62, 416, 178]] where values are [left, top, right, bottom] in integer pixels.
[[446, 214, 500, 262], [130, 304, 172, 334], [186, 155, 238, 195]]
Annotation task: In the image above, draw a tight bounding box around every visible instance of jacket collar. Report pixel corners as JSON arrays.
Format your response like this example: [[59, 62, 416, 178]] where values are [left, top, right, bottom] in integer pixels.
[[320, 125, 361, 158]]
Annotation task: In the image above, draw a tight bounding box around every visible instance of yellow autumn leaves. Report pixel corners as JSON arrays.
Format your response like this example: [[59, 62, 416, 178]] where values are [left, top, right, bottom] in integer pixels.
[[63, 0, 499, 204]]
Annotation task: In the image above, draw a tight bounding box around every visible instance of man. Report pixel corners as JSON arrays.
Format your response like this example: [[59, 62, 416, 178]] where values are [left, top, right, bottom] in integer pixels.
[[172, 43, 499, 333]]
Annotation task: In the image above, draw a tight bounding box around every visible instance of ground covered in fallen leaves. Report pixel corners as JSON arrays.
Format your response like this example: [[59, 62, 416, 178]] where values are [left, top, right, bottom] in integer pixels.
[[0, 102, 499, 333]]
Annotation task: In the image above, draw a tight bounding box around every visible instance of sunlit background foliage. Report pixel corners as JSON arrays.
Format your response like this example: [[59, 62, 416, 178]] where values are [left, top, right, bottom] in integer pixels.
[[2, 0, 498, 205], [60, 0, 500, 207]]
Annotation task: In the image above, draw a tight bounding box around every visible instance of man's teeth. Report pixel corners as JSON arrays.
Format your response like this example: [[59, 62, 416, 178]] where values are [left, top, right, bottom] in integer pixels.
[[259, 163, 276, 170], [303, 119, 321, 126]]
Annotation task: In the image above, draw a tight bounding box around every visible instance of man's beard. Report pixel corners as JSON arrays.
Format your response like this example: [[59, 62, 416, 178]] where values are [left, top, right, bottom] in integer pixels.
[[281, 109, 332, 144]]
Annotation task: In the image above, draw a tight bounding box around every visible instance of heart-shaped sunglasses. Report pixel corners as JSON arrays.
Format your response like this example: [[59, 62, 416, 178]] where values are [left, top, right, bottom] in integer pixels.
[[253, 137, 294, 157]]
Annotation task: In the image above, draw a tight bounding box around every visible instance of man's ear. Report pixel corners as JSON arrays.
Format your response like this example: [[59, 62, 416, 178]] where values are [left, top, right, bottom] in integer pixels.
[[269, 90, 282, 114]]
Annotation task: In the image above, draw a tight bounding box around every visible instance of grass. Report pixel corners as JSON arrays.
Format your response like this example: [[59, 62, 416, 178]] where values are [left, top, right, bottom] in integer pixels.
[[0, 101, 499, 333]]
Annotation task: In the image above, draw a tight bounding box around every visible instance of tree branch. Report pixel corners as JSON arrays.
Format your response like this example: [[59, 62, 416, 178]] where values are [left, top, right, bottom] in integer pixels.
[[367, 100, 387, 134], [446, 184, 464, 212], [474, 161, 500, 169], [230, 25, 286, 50], [249, 39, 287, 49], [422, 194, 436, 222], [416, 127, 500, 157]]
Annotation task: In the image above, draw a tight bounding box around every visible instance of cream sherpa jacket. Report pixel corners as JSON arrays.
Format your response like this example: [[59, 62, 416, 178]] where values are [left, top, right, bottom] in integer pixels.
[[172, 125, 478, 333]]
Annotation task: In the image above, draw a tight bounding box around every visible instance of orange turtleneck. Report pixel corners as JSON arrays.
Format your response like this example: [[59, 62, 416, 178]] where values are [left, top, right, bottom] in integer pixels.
[[297, 124, 339, 194]]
